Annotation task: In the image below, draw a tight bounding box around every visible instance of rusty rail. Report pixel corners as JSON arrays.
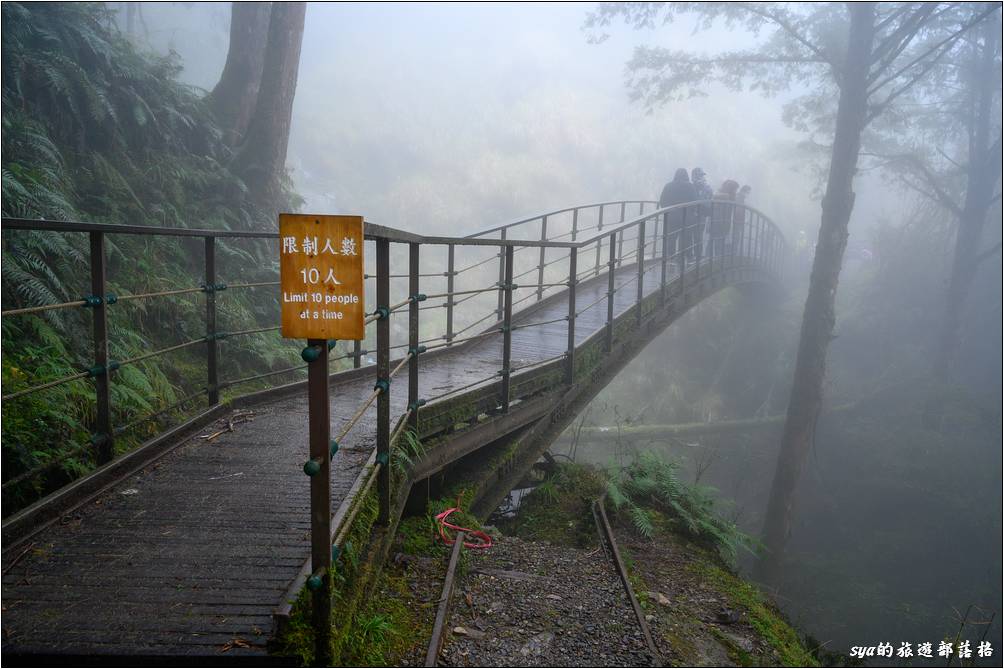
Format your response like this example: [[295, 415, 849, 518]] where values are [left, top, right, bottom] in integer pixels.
[[425, 530, 466, 667], [593, 495, 662, 666]]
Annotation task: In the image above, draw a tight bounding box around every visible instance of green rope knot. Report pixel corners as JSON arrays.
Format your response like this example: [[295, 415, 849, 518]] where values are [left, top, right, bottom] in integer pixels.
[[408, 345, 426, 357], [373, 378, 391, 393], [497, 367, 511, 377], [408, 293, 427, 303], [82, 295, 103, 308], [89, 433, 109, 446], [87, 361, 118, 377], [373, 306, 390, 320], [303, 457, 322, 476], [329, 440, 339, 457], [104, 293, 118, 305], [301, 345, 321, 362], [408, 399, 427, 411], [376, 452, 389, 465], [215, 282, 227, 292], [331, 544, 341, 561], [306, 570, 324, 591]]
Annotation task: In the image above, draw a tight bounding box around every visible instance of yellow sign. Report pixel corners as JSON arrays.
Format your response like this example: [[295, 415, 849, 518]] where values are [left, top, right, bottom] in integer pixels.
[[279, 214, 365, 340]]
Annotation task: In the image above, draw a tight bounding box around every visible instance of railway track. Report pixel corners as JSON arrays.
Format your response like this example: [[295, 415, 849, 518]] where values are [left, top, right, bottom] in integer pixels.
[[424, 496, 661, 667]]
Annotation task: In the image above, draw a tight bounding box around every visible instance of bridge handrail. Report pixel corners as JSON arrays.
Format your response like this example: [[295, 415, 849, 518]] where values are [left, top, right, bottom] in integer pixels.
[[0, 200, 787, 513], [0, 200, 787, 250], [463, 200, 658, 239]]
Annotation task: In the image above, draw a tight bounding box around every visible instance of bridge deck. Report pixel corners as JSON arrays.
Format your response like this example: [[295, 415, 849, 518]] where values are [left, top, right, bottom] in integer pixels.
[[1, 257, 672, 657]]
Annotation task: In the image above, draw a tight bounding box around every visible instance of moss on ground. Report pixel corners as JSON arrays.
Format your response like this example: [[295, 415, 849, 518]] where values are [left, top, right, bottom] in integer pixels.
[[688, 561, 819, 667], [500, 462, 606, 548]]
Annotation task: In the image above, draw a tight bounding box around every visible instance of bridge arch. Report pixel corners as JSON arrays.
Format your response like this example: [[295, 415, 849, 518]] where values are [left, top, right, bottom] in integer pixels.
[[0, 199, 786, 656]]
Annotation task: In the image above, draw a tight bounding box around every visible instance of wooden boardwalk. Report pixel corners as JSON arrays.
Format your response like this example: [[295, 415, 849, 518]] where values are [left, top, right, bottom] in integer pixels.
[[1, 257, 673, 658]]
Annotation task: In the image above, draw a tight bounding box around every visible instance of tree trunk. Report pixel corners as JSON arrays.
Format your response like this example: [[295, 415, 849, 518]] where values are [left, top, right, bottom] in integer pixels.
[[206, 2, 272, 146], [932, 18, 1002, 383], [235, 1, 306, 211], [758, 2, 877, 585]]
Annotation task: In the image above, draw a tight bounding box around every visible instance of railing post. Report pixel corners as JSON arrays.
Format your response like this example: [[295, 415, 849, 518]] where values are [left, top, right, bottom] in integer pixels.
[[89, 231, 113, 463], [205, 236, 219, 406], [638, 201, 645, 216], [445, 243, 455, 345], [604, 232, 616, 352], [678, 212, 688, 301], [496, 228, 506, 320], [620, 201, 626, 224], [757, 213, 765, 265], [617, 229, 624, 264], [651, 214, 659, 260], [565, 248, 577, 385], [305, 335, 332, 665], [536, 216, 547, 302], [408, 243, 420, 432], [660, 212, 669, 305], [571, 208, 579, 241], [376, 238, 391, 526], [636, 219, 646, 324], [353, 339, 362, 368], [501, 245, 514, 412], [594, 205, 604, 276], [695, 208, 704, 286]]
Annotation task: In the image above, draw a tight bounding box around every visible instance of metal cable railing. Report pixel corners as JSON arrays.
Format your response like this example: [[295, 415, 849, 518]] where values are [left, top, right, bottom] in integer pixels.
[[1, 200, 786, 511]]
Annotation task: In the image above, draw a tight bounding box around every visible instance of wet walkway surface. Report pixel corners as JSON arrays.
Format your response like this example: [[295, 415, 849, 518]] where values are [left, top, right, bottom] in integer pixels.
[[2, 258, 670, 657]]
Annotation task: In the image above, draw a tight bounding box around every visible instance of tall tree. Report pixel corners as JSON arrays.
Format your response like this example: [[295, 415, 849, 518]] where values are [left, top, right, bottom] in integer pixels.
[[925, 15, 1001, 383], [586, 1, 999, 582], [858, 7, 1002, 385], [234, 1, 305, 210], [206, 2, 272, 146]]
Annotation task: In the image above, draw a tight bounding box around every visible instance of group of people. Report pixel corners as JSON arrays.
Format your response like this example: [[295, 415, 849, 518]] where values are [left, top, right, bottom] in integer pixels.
[[658, 167, 752, 260]]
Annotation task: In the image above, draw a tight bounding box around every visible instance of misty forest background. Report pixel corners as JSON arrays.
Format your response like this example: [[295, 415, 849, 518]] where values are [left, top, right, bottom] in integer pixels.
[[1, 1, 1001, 656]]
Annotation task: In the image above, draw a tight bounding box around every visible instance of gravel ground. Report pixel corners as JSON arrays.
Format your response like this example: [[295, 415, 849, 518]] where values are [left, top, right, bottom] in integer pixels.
[[440, 536, 655, 667]]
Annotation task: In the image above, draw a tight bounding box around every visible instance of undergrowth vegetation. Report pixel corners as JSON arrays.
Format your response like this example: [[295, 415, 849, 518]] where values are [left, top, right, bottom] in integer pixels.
[[0, 2, 315, 511], [606, 451, 758, 564]]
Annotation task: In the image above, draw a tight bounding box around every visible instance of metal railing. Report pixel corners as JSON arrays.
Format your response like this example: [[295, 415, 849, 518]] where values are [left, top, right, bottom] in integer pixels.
[[0, 199, 785, 506]]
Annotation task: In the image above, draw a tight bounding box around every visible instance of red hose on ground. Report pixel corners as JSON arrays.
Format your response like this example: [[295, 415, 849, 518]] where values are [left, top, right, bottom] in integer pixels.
[[435, 507, 492, 549]]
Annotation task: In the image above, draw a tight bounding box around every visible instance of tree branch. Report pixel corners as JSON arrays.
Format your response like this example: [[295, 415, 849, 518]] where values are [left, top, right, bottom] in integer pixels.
[[739, 5, 837, 74], [868, 4, 1000, 95], [869, 3, 938, 77], [867, 52, 952, 121], [860, 151, 963, 215]]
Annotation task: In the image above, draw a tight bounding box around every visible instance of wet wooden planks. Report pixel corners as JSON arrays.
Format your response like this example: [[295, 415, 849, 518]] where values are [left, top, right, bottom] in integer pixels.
[[1, 258, 673, 658]]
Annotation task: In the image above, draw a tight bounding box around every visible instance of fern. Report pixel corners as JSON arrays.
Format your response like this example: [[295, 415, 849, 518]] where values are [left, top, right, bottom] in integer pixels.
[[607, 451, 758, 564]]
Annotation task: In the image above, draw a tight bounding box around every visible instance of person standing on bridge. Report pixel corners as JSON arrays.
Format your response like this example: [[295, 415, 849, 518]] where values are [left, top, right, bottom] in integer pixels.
[[734, 184, 751, 256], [658, 168, 698, 260], [691, 168, 713, 259], [710, 179, 739, 258]]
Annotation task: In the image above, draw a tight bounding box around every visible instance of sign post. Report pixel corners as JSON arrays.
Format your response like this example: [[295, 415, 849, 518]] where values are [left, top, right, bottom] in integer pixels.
[[279, 214, 364, 666]]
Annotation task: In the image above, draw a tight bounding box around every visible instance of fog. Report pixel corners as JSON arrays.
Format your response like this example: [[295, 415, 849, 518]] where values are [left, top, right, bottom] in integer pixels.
[[107, 1, 1002, 659], [129, 1, 905, 245]]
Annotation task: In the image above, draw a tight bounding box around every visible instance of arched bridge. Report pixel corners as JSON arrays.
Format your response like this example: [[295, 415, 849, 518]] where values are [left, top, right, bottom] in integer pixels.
[[1, 200, 786, 658]]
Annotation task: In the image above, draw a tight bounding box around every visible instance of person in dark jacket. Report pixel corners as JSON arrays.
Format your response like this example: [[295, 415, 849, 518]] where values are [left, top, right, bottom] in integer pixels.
[[658, 168, 698, 259], [690, 168, 713, 259]]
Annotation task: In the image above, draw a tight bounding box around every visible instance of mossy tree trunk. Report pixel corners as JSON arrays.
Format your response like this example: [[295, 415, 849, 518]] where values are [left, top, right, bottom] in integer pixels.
[[234, 1, 306, 211], [206, 2, 272, 146]]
